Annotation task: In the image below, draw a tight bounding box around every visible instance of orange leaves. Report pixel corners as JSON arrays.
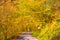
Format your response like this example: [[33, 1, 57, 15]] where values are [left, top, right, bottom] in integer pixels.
[[1, 0, 17, 12], [11, 6, 17, 12]]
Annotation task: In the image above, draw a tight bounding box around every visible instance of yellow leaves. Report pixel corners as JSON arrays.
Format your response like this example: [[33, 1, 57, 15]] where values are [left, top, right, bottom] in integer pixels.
[[45, 7, 51, 12], [38, 20, 58, 38], [34, 21, 40, 27], [11, 15, 41, 32], [24, 0, 46, 7], [39, 24, 49, 36], [54, 11, 60, 17], [0, 0, 60, 40]]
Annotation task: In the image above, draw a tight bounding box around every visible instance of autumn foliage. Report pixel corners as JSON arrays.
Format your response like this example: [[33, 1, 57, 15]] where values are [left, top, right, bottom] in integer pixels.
[[0, 0, 60, 40]]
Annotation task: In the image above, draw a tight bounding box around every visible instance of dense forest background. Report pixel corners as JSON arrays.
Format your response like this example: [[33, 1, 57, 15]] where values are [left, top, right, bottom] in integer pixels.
[[0, 0, 60, 40]]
